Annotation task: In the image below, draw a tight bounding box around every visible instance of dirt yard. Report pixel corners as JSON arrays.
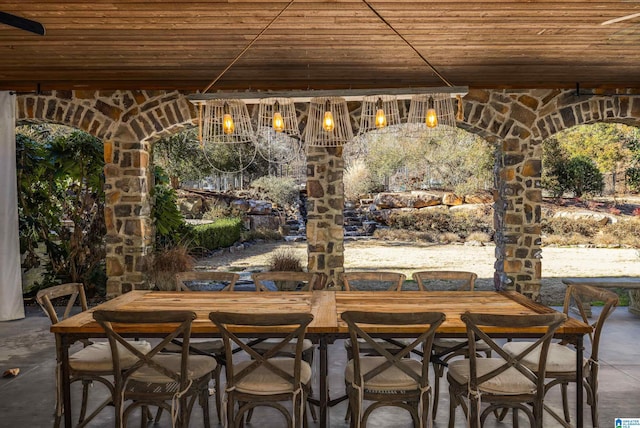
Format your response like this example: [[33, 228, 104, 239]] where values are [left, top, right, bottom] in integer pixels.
[[198, 240, 640, 305]]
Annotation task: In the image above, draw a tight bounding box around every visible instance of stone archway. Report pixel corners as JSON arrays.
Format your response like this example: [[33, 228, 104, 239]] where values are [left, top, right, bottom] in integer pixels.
[[16, 90, 196, 297], [458, 89, 640, 300]]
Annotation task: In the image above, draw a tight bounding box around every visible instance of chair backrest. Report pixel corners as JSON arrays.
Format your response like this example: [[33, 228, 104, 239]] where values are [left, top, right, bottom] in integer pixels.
[[174, 271, 240, 291], [562, 283, 618, 361], [251, 271, 326, 292], [93, 310, 196, 388], [341, 311, 445, 388], [36, 282, 88, 324], [411, 270, 477, 291], [209, 312, 313, 388], [461, 311, 567, 396], [342, 271, 406, 291]]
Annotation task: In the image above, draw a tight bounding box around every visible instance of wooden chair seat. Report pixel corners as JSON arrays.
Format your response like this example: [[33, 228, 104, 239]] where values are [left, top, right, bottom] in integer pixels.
[[345, 356, 424, 391]]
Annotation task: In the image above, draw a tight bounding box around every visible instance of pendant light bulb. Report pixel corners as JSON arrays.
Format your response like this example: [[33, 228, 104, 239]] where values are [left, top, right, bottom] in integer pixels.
[[425, 96, 438, 128], [374, 98, 387, 128], [323, 100, 335, 132], [222, 102, 235, 134], [272, 101, 284, 132]]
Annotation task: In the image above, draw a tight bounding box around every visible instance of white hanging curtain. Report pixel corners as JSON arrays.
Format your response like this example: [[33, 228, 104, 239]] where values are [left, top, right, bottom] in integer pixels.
[[0, 91, 24, 321]]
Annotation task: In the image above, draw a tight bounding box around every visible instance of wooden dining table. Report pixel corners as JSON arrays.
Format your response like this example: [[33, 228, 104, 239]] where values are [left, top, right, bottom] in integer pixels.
[[51, 289, 592, 428]]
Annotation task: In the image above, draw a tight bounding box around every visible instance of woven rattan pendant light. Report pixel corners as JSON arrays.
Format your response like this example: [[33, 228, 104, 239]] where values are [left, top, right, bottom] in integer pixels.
[[304, 96, 353, 147], [406, 93, 456, 137], [199, 99, 255, 145], [255, 97, 302, 164], [357, 95, 402, 136]]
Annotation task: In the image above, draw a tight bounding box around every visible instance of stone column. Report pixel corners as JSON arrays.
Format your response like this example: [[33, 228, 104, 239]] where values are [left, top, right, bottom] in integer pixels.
[[104, 127, 154, 298], [306, 146, 345, 288]]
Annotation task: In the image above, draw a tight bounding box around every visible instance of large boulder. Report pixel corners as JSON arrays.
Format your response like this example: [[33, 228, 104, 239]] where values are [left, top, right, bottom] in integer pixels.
[[374, 192, 410, 209], [442, 192, 464, 206], [410, 191, 442, 208]]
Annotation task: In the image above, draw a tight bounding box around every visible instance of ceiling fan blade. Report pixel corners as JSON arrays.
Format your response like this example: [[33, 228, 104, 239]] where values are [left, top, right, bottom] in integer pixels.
[[0, 11, 45, 35], [601, 12, 640, 26]]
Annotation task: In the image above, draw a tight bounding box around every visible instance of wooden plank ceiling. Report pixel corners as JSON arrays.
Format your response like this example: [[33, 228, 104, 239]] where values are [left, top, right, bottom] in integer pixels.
[[1, 0, 640, 92]]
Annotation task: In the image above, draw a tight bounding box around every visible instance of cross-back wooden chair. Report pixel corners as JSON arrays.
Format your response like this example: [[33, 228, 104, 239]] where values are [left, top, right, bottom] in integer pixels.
[[37, 283, 151, 428], [175, 271, 240, 291], [503, 283, 618, 427], [209, 311, 314, 428], [250, 271, 324, 422], [93, 309, 217, 428], [341, 310, 446, 428], [341, 271, 409, 421], [448, 311, 567, 428], [160, 271, 240, 423], [411, 270, 477, 291], [411, 270, 491, 419], [341, 271, 406, 291], [252, 271, 326, 292]]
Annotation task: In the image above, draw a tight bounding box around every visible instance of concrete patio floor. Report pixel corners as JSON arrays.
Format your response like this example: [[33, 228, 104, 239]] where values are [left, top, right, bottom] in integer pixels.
[[1, 303, 639, 427]]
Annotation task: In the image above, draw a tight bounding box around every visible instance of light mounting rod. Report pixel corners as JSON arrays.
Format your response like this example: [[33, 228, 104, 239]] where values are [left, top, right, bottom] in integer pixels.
[[188, 86, 468, 105]]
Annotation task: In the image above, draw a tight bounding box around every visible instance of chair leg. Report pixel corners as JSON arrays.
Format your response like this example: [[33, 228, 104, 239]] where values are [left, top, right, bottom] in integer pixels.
[[140, 406, 148, 428], [200, 388, 211, 428], [447, 386, 456, 428], [154, 407, 163, 424], [214, 365, 222, 423], [432, 363, 443, 420], [78, 380, 90, 424], [561, 382, 571, 422]]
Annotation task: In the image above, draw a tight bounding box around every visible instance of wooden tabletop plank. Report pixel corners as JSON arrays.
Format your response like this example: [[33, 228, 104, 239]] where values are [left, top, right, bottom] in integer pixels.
[[51, 290, 590, 336]]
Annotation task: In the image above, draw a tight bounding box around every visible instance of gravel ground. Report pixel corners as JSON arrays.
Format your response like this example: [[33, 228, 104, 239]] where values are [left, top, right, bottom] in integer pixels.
[[197, 240, 640, 305]]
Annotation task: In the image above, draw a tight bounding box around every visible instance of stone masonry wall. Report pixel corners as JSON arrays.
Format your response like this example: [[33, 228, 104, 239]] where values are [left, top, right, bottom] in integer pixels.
[[306, 146, 345, 288]]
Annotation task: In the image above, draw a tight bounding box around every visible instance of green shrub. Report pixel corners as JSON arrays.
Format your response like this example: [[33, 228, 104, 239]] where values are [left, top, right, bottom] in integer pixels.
[[565, 156, 604, 197], [626, 167, 640, 192], [190, 217, 243, 252], [250, 176, 299, 206]]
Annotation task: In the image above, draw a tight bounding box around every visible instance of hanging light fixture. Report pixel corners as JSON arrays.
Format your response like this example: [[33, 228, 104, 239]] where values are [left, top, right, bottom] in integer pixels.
[[304, 96, 353, 147], [407, 93, 456, 137], [357, 94, 401, 136], [255, 97, 302, 166], [198, 99, 255, 145]]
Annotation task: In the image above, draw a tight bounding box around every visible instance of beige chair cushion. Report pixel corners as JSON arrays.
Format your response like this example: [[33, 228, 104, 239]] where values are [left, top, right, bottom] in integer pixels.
[[251, 338, 314, 354], [448, 358, 536, 395], [502, 341, 585, 374], [129, 354, 217, 384], [433, 338, 492, 352], [345, 356, 422, 392], [69, 340, 151, 372], [162, 338, 225, 354], [232, 357, 312, 395]]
